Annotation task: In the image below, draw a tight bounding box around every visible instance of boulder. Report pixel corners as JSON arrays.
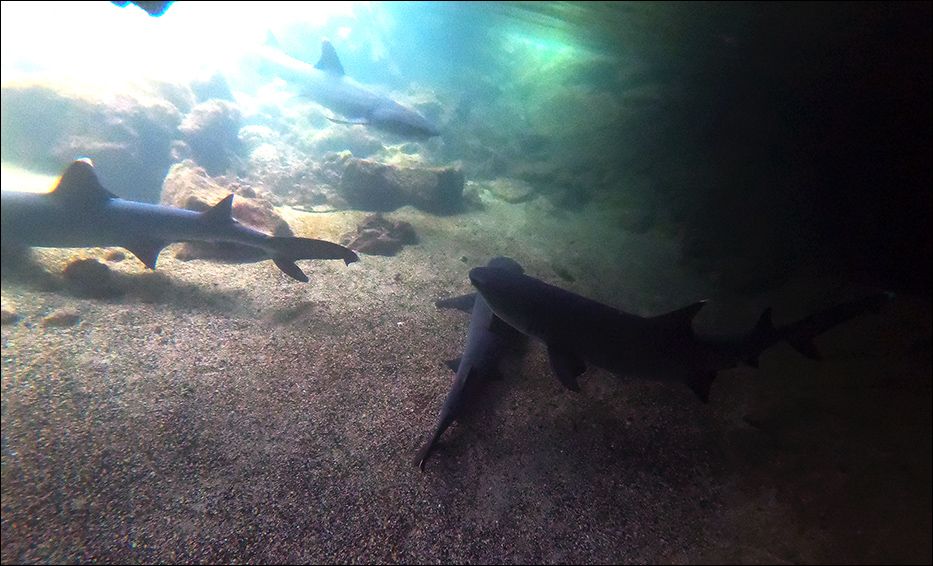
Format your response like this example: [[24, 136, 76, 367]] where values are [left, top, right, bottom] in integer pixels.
[[338, 157, 463, 214]]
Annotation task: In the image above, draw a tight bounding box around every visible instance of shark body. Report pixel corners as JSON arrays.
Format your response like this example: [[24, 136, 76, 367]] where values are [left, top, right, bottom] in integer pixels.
[[1, 160, 358, 281], [469, 265, 888, 402], [258, 33, 441, 140], [414, 258, 525, 470]]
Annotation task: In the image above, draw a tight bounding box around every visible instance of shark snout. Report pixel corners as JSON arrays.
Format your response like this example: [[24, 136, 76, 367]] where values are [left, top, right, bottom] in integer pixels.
[[468, 266, 489, 292], [470, 261, 525, 296]]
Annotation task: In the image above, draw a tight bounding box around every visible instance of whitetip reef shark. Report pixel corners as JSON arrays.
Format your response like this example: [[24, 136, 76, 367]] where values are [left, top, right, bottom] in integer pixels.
[[1, 159, 358, 282], [415, 257, 525, 471], [258, 32, 441, 140], [469, 265, 889, 402]]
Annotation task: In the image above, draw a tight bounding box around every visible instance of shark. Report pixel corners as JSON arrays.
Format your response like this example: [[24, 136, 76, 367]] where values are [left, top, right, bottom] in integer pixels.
[[257, 32, 441, 140], [469, 265, 889, 402], [414, 257, 525, 471], [1, 159, 359, 282]]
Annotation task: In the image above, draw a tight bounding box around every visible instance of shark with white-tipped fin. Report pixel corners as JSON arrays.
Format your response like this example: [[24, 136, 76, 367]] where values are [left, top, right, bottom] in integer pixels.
[[258, 32, 441, 140], [1, 160, 358, 281]]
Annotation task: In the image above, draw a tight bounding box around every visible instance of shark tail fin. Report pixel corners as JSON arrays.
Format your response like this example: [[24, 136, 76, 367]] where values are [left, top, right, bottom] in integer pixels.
[[268, 237, 359, 282], [413, 431, 443, 472], [780, 292, 891, 361]]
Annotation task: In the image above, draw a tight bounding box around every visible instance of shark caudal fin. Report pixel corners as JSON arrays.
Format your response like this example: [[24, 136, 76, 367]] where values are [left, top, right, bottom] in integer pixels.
[[268, 237, 358, 282], [781, 292, 891, 361], [414, 432, 442, 472]]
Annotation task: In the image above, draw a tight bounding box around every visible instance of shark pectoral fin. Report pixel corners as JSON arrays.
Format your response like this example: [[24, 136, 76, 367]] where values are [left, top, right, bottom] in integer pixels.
[[272, 258, 309, 282], [489, 315, 513, 335], [125, 241, 167, 270], [687, 371, 716, 403], [445, 357, 461, 372], [325, 115, 370, 126], [435, 293, 476, 312], [547, 345, 586, 392], [413, 432, 441, 472]]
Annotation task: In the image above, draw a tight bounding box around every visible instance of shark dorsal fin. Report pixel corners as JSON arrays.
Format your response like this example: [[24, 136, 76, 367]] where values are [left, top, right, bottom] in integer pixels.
[[264, 30, 281, 49], [314, 38, 345, 76], [52, 159, 118, 202], [650, 300, 707, 332], [199, 194, 236, 225], [751, 307, 775, 336]]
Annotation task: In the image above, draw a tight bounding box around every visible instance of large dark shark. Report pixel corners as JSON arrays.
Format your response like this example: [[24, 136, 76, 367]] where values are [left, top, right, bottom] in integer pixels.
[[1, 160, 358, 281], [258, 32, 441, 140], [414, 257, 525, 471], [469, 265, 889, 402]]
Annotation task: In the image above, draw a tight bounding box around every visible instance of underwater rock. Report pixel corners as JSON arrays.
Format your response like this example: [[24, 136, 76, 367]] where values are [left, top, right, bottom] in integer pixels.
[[303, 125, 386, 159], [485, 177, 536, 204], [190, 71, 236, 104], [1, 75, 182, 203], [42, 309, 81, 328], [1, 298, 20, 326], [111, 1, 174, 17], [179, 99, 244, 176], [342, 214, 418, 256], [62, 258, 121, 299], [161, 161, 295, 263], [338, 157, 463, 214], [245, 145, 348, 211], [104, 250, 127, 263], [239, 126, 278, 153]]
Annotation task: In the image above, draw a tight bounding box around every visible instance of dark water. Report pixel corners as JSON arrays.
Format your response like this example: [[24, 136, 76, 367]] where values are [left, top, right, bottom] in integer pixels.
[[296, 1, 931, 295]]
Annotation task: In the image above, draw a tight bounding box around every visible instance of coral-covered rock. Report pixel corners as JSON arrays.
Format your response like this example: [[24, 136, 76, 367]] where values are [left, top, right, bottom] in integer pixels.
[[62, 258, 121, 299], [178, 99, 243, 176], [1, 74, 183, 203], [338, 157, 463, 214], [161, 161, 294, 263], [190, 71, 236, 104], [245, 144, 348, 211], [42, 309, 81, 328], [342, 214, 418, 256]]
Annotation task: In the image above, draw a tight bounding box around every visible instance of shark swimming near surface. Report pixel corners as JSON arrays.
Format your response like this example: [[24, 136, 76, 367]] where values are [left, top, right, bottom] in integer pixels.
[[1, 159, 358, 282], [414, 257, 525, 471], [469, 265, 890, 402], [258, 32, 441, 140]]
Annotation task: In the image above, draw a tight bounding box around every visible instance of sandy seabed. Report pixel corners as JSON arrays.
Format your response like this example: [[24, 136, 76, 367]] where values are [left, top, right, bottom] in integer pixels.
[[2, 197, 930, 564]]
